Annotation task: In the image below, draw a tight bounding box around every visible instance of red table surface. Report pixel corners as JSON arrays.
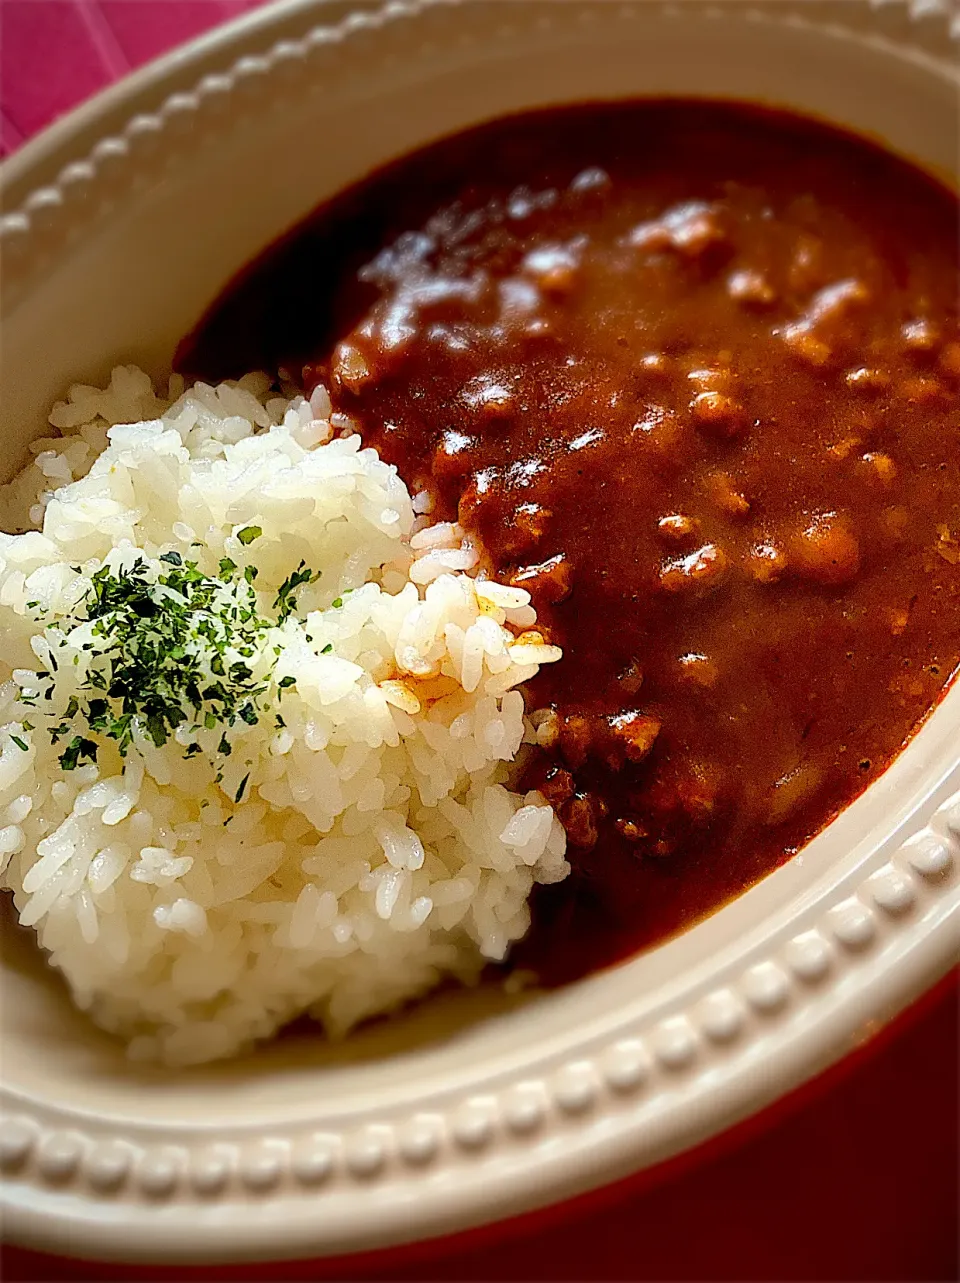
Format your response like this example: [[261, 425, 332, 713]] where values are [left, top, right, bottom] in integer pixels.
[[2, 5, 959, 1279]]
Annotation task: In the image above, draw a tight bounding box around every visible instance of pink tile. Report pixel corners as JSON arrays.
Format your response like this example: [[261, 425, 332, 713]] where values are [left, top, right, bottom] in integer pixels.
[[1, 0, 116, 139], [76, 0, 131, 78], [221, 0, 264, 15], [1, 106, 25, 157], [0, 0, 267, 150], [97, 0, 244, 70]]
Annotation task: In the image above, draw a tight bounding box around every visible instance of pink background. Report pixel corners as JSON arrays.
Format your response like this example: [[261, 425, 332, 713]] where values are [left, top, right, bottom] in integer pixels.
[[0, 0, 262, 154], [1, 4, 958, 1279]]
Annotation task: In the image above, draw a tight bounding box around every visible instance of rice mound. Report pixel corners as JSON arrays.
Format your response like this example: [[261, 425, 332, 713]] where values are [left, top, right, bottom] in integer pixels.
[[0, 366, 568, 1065]]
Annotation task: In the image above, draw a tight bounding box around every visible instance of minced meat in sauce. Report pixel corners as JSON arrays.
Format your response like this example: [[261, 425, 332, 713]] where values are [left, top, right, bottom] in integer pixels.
[[181, 101, 960, 982]]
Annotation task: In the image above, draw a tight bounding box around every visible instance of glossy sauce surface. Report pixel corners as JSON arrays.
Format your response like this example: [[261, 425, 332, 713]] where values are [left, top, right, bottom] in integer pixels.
[[182, 102, 960, 981]]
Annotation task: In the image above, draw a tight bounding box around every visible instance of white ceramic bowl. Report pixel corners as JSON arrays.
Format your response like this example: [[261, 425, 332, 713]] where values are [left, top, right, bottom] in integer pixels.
[[2, 0, 959, 1264]]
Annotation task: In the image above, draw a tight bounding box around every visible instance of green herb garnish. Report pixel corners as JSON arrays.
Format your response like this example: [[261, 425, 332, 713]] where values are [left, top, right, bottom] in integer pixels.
[[274, 561, 319, 624], [20, 550, 322, 780], [59, 735, 98, 771], [236, 526, 262, 546]]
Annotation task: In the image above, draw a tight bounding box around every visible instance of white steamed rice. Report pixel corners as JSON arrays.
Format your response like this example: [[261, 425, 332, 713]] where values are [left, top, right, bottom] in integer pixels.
[[0, 366, 568, 1065]]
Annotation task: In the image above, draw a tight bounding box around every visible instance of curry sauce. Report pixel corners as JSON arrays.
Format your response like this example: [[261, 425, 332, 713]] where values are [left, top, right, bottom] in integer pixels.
[[181, 101, 960, 981]]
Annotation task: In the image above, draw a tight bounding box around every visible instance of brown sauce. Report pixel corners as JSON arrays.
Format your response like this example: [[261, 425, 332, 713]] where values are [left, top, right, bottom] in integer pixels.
[[180, 101, 960, 983]]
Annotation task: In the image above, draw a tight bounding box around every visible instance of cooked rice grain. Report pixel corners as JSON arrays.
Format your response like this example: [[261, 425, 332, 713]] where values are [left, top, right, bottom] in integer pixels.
[[0, 367, 567, 1065]]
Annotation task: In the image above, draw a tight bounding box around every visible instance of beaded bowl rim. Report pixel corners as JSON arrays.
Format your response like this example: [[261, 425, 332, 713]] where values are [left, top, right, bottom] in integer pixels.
[[1, 0, 958, 1264]]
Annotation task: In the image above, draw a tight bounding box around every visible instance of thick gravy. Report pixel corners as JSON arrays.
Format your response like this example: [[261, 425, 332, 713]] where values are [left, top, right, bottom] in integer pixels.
[[181, 101, 960, 981]]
